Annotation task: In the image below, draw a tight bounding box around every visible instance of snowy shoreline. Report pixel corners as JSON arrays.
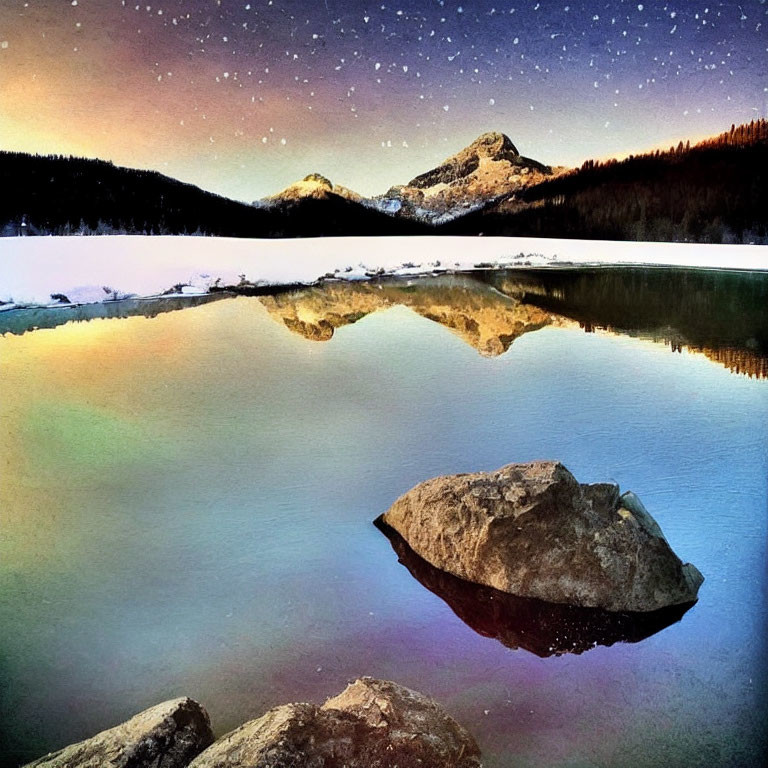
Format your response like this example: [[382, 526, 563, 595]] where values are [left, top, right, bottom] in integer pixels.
[[1, 235, 767, 310]]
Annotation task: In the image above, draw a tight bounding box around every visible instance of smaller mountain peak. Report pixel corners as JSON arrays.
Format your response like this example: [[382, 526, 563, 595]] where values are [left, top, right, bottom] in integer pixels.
[[302, 173, 333, 189], [468, 132, 520, 160], [263, 173, 363, 204], [264, 173, 334, 202]]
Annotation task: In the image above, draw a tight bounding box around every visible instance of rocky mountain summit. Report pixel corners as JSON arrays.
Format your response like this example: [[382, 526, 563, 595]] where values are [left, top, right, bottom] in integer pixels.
[[409, 132, 548, 188], [377, 131, 565, 221]]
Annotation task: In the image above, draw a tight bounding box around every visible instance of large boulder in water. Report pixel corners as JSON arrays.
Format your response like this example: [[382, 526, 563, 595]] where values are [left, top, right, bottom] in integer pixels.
[[23, 698, 214, 768], [189, 677, 481, 768], [381, 461, 703, 613]]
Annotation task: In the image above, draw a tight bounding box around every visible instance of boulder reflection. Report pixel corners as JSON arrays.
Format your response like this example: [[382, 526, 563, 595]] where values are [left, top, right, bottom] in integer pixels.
[[375, 517, 696, 657]]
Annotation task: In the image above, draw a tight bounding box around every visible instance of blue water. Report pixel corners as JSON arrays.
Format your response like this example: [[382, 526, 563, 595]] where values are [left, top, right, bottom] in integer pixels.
[[1, 293, 766, 767]]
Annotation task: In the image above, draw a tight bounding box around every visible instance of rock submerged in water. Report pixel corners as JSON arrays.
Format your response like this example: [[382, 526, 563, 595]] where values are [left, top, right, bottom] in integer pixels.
[[380, 461, 703, 613], [189, 677, 481, 768], [23, 698, 214, 768]]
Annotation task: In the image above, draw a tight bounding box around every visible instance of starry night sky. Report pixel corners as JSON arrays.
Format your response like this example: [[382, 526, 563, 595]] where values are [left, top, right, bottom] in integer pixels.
[[0, 1, 766, 200]]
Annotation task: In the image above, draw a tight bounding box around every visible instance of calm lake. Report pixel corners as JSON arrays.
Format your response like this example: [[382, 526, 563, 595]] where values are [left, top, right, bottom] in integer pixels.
[[1, 268, 766, 767]]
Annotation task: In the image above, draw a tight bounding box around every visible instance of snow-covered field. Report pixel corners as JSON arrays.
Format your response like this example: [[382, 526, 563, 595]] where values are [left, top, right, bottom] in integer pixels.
[[1, 235, 767, 309]]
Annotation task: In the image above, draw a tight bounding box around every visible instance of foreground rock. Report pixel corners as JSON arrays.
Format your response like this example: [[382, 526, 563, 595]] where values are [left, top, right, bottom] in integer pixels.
[[381, 461, 703, 613], [24, 698, 214, 768], [189, 677, 481, 768]]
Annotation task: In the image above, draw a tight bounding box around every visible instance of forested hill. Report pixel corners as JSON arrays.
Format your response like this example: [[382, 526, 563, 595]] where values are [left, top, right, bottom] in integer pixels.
[[443, 119, 768, 244], [2, 119, 766, 243], [0, 152, 425, 238]]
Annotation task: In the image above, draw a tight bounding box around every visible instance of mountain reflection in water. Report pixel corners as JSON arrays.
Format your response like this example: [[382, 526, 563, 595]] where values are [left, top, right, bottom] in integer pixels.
[[375, 517, 696, 658], [258, 275, 562, 356], [2, 266, 766, 377]]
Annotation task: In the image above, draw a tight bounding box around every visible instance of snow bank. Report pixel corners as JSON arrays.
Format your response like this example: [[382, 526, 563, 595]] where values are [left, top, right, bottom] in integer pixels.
[[1, 235, 766, 308]]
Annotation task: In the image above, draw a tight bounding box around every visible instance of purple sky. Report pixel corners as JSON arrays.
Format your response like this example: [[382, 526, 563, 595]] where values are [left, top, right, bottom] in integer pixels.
[[1, 0, 766, 200]]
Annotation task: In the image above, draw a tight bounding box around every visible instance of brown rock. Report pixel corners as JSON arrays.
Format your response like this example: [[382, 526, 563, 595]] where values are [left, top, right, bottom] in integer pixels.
[[381, 461, 703, 613], [189, 678, 482, 768], [323, 677, 481, 766], [23, 698, 214, 768], [188, 703, 366, 768]]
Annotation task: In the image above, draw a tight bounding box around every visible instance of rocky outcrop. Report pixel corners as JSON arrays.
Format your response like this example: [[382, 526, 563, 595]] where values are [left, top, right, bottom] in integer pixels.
[[189, 678, 481, 768], [381, 461, 703, 613], [376, 518, 696, 656], [25, 682, 481, 768], [322, 678, 480, 766], [23, 698, 214, 768]]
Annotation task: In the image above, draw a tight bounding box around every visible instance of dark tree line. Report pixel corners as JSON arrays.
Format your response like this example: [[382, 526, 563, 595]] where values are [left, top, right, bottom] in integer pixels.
[[0, 152, 263, 236], [0, 151, 425, 238], [445, 119, 768, 244], [697, 118, 768, 149]]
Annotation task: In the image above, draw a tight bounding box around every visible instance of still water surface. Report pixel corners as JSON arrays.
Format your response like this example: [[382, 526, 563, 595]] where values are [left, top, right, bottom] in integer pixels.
[[1, 270, 766, 767]]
